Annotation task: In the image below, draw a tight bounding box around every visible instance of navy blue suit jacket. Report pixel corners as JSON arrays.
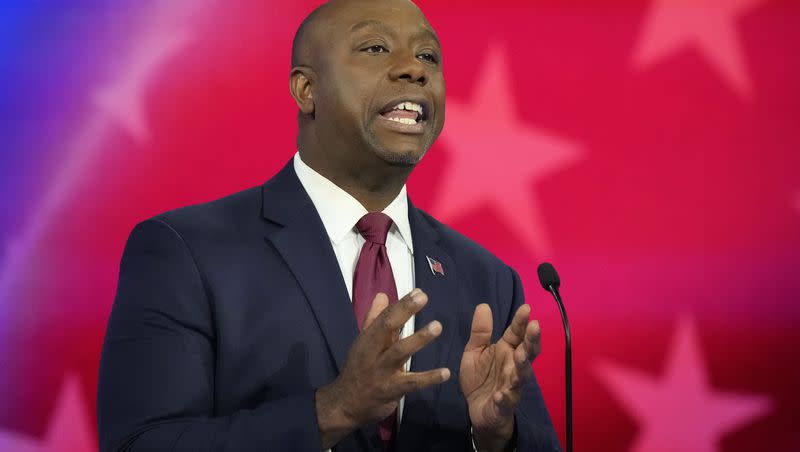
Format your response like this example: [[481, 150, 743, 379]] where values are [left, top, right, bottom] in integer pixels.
[[98, 161, 561, 451]]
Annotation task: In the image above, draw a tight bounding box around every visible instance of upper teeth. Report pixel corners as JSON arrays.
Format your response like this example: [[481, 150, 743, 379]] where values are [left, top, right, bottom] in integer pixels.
[[394, 101, 423, 115]]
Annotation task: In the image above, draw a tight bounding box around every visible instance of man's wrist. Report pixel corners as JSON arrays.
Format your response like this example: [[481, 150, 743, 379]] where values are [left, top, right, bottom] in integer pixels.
[[471, 418, 516, 452], [315, 383, 358, 449]]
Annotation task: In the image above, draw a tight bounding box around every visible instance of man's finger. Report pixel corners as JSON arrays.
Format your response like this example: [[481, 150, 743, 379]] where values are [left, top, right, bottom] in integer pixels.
[[464, 304, 493, 352], [492, 389, 520, 418], [513, 343, 528, 367], [392, 367, 451, 398], [523, 320, 541, 359], [362, 293, 390, 330], [383, 321, 442, 368], [501, 357, 523, 390], [370, 289, 428, 336], [514, 320, 541, 370], [501, 304, 530, 347]]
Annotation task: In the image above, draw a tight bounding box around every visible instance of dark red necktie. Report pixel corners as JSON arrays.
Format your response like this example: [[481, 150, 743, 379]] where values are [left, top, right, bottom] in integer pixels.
[[352, 212, 398, 450]]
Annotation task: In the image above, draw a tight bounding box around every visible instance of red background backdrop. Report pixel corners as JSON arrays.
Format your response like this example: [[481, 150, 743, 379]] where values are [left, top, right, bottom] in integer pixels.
[[1, 1, 798, 450]]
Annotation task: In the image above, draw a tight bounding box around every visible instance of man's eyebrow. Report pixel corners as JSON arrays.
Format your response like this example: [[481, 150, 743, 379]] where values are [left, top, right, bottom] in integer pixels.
[[411, 28, 440, 48], [349, 19, 441, 48], [349, 19, 392, 35]]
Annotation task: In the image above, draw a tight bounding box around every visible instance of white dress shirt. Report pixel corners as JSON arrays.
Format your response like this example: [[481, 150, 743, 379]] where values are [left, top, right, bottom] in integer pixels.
[[293, 152, 416, 441]]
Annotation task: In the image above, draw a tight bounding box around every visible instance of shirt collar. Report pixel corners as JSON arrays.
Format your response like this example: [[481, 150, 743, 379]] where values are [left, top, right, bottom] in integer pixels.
[[293, 152, 413, 253]]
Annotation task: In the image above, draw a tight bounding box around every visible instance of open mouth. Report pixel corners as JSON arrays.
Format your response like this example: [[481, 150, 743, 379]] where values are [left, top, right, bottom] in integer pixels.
[[379, 100, 430, 126]]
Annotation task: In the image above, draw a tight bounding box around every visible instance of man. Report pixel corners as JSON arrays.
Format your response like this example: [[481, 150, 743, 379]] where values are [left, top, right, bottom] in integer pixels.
[[97, 0, 561, 450]]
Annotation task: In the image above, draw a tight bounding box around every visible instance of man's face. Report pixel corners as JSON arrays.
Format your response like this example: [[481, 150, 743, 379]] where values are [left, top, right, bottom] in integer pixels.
[[313, 0, 445, 166]]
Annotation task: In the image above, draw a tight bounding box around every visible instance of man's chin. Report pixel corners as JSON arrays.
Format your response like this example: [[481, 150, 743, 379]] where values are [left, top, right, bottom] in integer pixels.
[[374, 147, 425, 167], [367, 126, 430, 166]]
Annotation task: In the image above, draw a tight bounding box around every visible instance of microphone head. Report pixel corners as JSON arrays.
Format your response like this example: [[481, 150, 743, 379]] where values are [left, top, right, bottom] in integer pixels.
[[537, 262, 560, 290]]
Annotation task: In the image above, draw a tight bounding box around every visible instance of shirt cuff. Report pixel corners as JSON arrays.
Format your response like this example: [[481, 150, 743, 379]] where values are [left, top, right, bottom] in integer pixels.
[[470, 426, 516, 452]]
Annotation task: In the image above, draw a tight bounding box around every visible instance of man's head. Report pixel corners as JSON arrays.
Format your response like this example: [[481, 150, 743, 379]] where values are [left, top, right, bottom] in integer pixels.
[[290, 0, 445, 170]]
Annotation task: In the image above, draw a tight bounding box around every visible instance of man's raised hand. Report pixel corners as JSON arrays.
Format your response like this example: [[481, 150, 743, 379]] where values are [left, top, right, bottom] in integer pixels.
[[459, 303, 542, 452], [315, 289, 450, 449]]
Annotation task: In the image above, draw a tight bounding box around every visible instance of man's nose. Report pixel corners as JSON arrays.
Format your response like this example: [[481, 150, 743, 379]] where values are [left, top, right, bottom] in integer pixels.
[[388, 52, 427, 86]]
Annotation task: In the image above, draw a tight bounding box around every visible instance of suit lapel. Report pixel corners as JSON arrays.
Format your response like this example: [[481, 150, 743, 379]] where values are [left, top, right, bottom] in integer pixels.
[[407, 209, 459, 376], [261, 161, 357, 373], [397, 203, 463, 449]]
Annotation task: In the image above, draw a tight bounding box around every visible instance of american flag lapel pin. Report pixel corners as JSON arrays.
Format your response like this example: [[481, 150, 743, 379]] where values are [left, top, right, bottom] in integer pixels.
[[426, 256, 445, 276]]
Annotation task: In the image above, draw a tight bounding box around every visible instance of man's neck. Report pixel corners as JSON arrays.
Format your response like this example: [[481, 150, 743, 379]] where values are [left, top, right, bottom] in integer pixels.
[[298, 149, 411, 213]]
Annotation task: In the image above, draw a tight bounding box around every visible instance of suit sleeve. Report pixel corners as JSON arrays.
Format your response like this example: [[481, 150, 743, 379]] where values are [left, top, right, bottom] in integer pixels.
[[506, 267, 563, 452], [97, 219, 322, 452]]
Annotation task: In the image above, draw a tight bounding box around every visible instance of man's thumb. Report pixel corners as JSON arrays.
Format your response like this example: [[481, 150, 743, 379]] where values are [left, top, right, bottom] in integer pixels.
[[464, 303, 493, 351]]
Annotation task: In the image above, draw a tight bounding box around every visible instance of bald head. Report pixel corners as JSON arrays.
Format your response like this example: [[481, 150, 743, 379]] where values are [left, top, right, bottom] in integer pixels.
[[291, 0, 429, 68], [290, 1, 331, 68]]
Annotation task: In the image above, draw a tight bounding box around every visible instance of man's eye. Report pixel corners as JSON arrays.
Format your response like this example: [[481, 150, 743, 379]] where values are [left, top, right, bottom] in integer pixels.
[[418, 53, 438, 63], [364, 45, 388, 53]]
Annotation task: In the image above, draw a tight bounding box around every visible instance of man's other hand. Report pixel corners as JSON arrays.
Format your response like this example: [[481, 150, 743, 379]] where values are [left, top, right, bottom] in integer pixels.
[[315, 289, 450, 449], [460, 303, 541, 452]]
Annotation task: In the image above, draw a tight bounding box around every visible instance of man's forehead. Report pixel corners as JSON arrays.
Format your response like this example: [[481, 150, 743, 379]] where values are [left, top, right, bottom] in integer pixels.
[[293, 0, 439, 67], [348, 18, 438, 44], [323, 0, 435, 36]]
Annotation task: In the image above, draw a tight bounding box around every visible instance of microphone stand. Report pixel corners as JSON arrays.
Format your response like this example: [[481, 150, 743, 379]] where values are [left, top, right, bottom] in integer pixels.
[[548, 285, 572, 452]]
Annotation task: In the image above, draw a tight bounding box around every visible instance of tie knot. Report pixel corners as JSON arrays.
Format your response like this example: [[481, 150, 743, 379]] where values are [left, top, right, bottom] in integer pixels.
[[356, 212, 393, 245]]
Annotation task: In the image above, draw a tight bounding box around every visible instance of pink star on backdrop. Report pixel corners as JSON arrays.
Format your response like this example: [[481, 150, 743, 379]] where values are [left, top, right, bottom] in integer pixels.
[[633, 0, 764, 99], [1, 24, 192, 311], [93, 28, 191, 142], [594, 317, 771, 452], [0, 375, 95, 452], [434, 44, 582, 256]]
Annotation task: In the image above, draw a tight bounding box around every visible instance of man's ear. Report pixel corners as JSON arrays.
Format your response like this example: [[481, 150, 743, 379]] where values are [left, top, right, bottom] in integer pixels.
[[289, 67, 315, 115]]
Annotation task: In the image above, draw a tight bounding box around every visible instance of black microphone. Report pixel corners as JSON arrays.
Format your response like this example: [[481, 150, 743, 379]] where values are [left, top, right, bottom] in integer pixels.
[[537, 262, 572, 452]]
